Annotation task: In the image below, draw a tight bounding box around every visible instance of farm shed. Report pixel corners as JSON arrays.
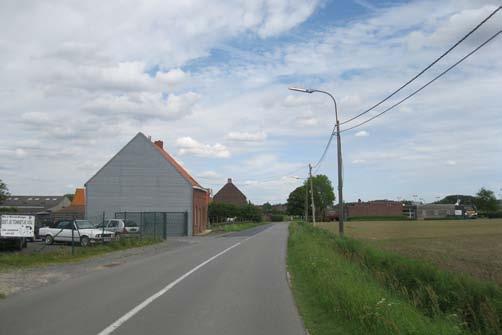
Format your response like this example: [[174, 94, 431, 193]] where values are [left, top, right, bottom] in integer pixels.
[[85, 132, 209, 236]]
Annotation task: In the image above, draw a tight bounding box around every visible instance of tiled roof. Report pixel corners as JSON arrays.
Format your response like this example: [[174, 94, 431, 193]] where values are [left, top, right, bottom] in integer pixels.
[[0, 196, 66, 210], [150, 139, 202, 189]]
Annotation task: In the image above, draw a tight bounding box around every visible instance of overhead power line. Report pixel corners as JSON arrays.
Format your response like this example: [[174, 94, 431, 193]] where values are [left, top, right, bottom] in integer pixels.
[[340, 5, 501, 126], [312, 125, 336, 170], [341, 30, 502, 133], [310, 8, 501, 172]]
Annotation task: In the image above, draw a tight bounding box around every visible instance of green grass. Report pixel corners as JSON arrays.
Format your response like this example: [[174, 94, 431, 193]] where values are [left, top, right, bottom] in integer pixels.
[[211, 221, 266, 233], [348, 215, 409, 221], [318, 219, 502, 284], [288, 222, 502, 335], [0, 238, 161, 272]]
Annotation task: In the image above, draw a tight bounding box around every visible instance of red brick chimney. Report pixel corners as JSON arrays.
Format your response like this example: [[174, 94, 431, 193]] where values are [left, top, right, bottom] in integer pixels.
[[154, 140, 164, 149]]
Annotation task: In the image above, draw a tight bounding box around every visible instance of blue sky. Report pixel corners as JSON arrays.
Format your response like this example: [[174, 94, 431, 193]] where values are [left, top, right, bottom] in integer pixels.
[[0, 0, 501, 204]]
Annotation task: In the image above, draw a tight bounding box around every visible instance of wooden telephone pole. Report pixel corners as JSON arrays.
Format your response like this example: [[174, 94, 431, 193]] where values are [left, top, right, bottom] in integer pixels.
[[309, 164, 316, 224]]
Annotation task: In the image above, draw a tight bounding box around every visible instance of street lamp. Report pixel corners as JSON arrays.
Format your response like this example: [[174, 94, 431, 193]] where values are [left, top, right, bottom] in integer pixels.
[[288, 86, 345, 237]]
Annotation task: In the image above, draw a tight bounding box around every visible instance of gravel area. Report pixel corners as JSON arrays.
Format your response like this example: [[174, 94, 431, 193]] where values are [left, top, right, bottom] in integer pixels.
[[0, 237, 198, 297]]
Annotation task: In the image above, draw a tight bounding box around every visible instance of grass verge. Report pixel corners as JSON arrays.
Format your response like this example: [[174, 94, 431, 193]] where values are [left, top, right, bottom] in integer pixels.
[[0, 238, 161, 272], [211, 221, 266, 233], [288, 222, 502, 335]]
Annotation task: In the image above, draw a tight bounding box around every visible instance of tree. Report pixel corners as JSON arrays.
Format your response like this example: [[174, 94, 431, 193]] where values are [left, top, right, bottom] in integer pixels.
[[287, 186, 306, 216], [240, 203, 262, 222], [475, 187, 498, 212], [0, 179, 9, 203], [307, 174, 335, 219], [262, 202, 273, 214], [435, 195, 476, 205], [286, 175, 335, 220]]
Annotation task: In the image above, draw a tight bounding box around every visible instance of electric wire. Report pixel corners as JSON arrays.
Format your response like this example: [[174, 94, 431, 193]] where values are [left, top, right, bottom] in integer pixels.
[[339, 5, 501, 126], [340, 30, 502, 133]]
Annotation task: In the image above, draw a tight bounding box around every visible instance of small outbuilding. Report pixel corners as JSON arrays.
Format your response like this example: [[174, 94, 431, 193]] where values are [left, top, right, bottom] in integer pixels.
[[416, 204, 456, 219], [85, 132, 209, 236]]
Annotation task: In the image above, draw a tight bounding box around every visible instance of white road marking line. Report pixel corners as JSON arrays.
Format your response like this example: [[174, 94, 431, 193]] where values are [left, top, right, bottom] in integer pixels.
[[97, 241, 242, 335]]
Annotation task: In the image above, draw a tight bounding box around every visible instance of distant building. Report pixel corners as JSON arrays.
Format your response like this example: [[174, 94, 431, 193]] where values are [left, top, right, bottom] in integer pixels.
[[85, 132, 209, 236], [0, 195, 71, 226], [0, 195, 71, 215], [327, 199, 405, 220], [53, 188, 86, 221], [213, 178, 247, 206], [346, 199, 403, 217], [416, 204, 456, 219]]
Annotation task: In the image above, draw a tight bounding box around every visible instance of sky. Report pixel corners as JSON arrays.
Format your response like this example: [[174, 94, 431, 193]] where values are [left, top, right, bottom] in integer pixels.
[[0, 0, 501, 205]]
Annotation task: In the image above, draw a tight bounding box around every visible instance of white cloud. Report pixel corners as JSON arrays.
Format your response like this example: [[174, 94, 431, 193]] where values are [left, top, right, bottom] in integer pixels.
[[176, 137, 230, 158], [1, 0, 501, 204], [84, 91, 200, 120], [15, 148, 27, 158], [355, 130, 369, 137], [21, 112, 51, 125], [198, 171, 220, 178], [166, 92, 201, 118], [296, 116, 319, 126], [225, 131, 267, 142], [283, 94, 311, 107], [156, 68, 189, 89], [446, 160, 457, 166]]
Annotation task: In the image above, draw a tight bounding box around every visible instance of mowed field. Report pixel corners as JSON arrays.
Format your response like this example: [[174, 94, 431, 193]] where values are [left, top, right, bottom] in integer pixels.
[[318, 219, 502, 284]]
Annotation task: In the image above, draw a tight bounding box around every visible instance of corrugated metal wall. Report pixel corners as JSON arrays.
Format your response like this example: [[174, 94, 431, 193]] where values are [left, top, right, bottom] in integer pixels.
[[85, 133, 194, 235]]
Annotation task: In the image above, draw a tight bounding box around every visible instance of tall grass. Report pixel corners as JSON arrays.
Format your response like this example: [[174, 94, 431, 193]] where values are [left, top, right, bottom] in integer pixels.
[[288, 222, 464, 335], [332, 235, 502, 335]]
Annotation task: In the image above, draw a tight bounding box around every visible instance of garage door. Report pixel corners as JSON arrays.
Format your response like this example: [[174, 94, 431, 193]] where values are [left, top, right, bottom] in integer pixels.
[[165, 213, 187, 236]]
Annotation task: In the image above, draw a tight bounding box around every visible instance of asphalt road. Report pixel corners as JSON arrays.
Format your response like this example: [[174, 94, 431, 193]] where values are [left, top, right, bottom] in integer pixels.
[[0, 223, 305, 335]]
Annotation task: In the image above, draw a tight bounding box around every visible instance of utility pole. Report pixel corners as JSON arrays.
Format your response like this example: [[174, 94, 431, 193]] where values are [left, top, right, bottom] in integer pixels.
[[335, 121, 344, 236], [289, 87, 343, 235], [309, 164, 316, 225], [304, 174, 309, 223]]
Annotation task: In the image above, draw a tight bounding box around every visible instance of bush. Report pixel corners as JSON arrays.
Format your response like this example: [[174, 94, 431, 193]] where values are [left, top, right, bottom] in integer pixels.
[[481, 212, 502, 219], [0, 207, 18, 213], [208, 202, 262, 223], [270, 214, 284, 222]]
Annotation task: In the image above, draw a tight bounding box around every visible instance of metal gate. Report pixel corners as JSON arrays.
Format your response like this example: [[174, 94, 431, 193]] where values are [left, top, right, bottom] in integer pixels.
[[115, 212, 188, 238]]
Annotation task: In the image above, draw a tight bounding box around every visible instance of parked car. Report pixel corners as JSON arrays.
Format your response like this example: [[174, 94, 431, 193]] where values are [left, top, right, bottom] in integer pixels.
[[95, 219, 140, 239], [39, 220, 114, 247]]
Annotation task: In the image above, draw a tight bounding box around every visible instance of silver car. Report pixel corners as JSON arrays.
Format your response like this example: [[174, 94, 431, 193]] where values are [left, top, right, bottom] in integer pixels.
[[95, 219, 140, 239]]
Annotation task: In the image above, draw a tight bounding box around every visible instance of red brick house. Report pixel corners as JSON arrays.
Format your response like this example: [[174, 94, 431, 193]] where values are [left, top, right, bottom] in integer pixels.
[[213, 178, 247, 206]]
